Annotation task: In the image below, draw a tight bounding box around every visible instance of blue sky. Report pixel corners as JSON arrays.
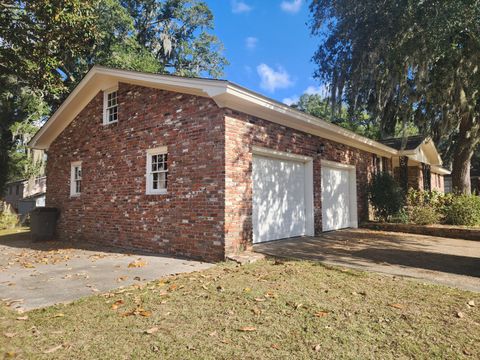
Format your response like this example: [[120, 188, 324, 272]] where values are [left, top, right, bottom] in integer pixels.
[[204, 0, 327, 105]]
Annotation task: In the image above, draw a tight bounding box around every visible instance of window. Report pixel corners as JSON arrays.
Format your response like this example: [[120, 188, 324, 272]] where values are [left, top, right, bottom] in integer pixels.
[[146, 147, 168, 194], [70, 161, 82, 196], [103, 88, 118, 124]]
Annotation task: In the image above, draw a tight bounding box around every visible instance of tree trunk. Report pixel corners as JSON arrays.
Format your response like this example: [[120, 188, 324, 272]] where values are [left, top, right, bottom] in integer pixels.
[[452, 149, 472, 194], [451, 115, 479, 194]]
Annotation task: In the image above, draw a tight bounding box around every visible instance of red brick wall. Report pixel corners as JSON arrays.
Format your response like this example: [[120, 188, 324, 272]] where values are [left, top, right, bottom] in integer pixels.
[[224, 110, 377, 254], [46, 83, 225, 261], [431, 172, 445, 192]]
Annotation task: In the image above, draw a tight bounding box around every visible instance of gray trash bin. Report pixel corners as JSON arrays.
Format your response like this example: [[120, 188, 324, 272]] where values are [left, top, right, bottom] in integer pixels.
[[30, 207, 59, 241]]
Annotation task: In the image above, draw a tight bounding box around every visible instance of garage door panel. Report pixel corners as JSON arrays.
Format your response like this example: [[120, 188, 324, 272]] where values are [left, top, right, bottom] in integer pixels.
[[321, 165, 352, 232], [253, 155, 307, 243]]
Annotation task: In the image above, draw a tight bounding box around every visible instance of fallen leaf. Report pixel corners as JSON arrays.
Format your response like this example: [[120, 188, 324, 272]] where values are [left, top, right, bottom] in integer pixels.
[[457, 311, 464, 318], [209, 331, 218, 337], [251, 307, 261, 315], [5, 351, 16, 358], [389, 304, 404, 310], [16, 316, 28, 321], [238, 326, 256, 332], [243, 287, 251, 293], [254, 298, 266, 302], [467, 300, 475, 307], [271, 343, 280, 350], [117, 276, 128, 282], [111, 299, 125, 310], [145, 327, 159, 334], [53, 313, 65, 318], [314, 311, 329, 318], [264, 291, 277, 299], [313, 344, 321, 352], [3, 332, 16, 338], [128, 259, 147, 268], [43, 344, 62, 354], [139, 310, 152, 317]]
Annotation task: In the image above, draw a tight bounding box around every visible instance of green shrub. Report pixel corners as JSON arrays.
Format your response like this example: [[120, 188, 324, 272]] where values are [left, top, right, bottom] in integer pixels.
[[408, 205, 441, 225], [390, 209, 409, 224], [0, 211, 19, 229], [368, 172, 405, 221], [444, 195, 480, 226]]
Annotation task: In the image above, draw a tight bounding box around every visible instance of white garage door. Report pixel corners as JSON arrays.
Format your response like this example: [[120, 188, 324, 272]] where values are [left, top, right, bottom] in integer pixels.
[[253, 155, 307, 243], [321, 163, 357, 232]]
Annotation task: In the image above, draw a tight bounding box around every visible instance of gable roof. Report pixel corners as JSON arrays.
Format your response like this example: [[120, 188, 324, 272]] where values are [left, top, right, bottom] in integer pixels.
[[382, 136, 444, 167], [29, 66, 398, 157], [379, 135, 426, 151]]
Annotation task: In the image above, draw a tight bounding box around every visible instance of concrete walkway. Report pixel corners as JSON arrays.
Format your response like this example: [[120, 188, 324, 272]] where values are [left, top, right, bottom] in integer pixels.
[[0, 230, 212, 311], [254, 228, 480, 292]]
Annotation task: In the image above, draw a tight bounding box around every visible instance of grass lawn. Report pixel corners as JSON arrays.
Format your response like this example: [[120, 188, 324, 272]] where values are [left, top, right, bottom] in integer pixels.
[[1, 258, 479, 359], [0, 227, 29, 237]]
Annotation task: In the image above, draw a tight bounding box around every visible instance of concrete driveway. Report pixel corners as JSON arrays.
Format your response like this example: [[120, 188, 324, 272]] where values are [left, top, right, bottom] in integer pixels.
[[254, 228, 480, 292], [0, 230, 212, 311]]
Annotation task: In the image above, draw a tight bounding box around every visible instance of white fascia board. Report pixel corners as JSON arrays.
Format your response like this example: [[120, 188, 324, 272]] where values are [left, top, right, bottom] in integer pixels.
[[213, 84, 398, 158], [432, 165, 451, 175], [94, 66, 228, 97], [398, 141, 442, 166]]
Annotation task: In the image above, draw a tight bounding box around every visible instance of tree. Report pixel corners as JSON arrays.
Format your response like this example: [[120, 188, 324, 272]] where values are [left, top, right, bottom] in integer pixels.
[[120, 0, 227, 78], [310, 0, 480, 193], [0, 76, 48, 192], [0, 0, 227, 191], [290, 93, 418, 140], [0, 0, 99, 102]]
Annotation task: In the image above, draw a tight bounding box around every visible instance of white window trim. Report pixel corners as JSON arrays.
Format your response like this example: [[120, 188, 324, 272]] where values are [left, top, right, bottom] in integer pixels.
[[146, 146, 168, 195], [70, 161, 82, 197], [103, 86, 119, 125]]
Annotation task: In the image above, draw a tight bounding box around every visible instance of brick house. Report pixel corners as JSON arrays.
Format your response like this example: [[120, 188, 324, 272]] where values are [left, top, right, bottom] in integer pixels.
[[379, 136, 450, 193], [29, 66, 449, 261]]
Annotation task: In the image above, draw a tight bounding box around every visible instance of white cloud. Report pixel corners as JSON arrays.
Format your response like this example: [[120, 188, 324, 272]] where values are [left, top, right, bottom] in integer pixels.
[[282, 96, 300, 106], [305, 84, 329, 96], [280, 0, 302, 14], [231, 0, 252, 14], [245, 37, 258, 50], [257, 63, 294, 92], [282, 84, 329, 106]]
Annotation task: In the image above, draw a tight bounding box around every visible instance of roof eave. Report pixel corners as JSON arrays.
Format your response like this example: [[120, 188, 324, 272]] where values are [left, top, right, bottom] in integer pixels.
[[215, 84, 398, 157], [30, 66, 398, 157]]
